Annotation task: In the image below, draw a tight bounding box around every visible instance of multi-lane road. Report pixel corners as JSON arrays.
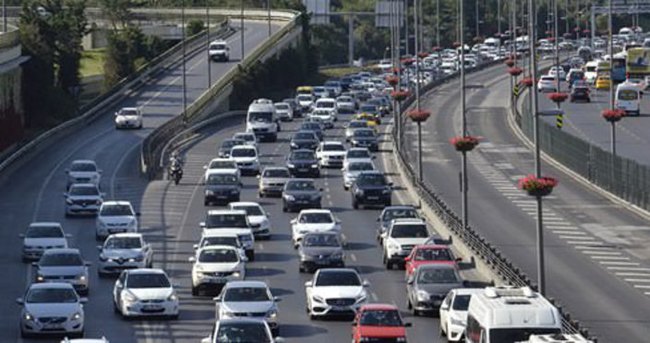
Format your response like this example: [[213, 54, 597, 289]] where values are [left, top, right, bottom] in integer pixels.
[[403, 63, 650, 342]]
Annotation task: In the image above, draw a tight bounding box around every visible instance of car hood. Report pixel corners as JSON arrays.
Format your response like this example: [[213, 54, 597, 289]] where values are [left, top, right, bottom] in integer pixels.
[[38, 265, 86, 276], [129, 287, 174, 300], [68, 195, 101, 201], [390, 237, 429, 246], [352, 136, 377, 141], [102, 248, 143, 259], [221, 301, 274, 313], [417, 282, 464, 296], [206, 168, 239, 175], [358, 325, 406, 338], [291, 138, 318, 144], [312, 286, 365, 299], [194, 261, 242, 273], [117, 115, 140, 120], [300, 246, 342, 256], [99, 216, 134, 224], [285, 190, 319, 197], [321, 151, 346, 157], [24, 238, 67, 247], [231, 157, 257, 163], [68, 171, 98, 178], [262, 177, 289, 184], [206, 184, 240, 191], [25, 303, 81, 317], [288, 159, 318, 165], [247, 215, 267, 225], [356, 184, 389, 191], [294, 223, 338, 232]]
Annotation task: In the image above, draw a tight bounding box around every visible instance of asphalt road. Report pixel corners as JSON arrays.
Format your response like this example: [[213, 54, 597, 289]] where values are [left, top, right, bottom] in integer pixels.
[[0, 21, 282, 342], [538, 82, 650, 164], [403, 64, 650, 342]]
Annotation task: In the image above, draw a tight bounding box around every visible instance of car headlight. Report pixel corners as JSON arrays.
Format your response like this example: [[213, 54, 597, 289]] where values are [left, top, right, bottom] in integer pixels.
[[312, 295, 325, 303], [387, 242, 399, 250], [355, 189, 364, 195], [77, 274, 87, 281], [66, 198, 74, 205], [36, 274, 44, 282], [232, 271, 241, 278], [290, 142, 298, 147], [71, 312, 82, 320], [99, 254, 108, 262], [355, 295, 367, 304], [450, 316, 465, 326], [23, 312, 33, 321], [287, 163, 295, 168], [221, 310, 235, 318], [167, 293, 178, 301], [284, 194, 295, 201], [129, 218, 137, 226], [267, 309, 278, 319], [417, 290, 429, 300], [311, 164, 318, 168], [123, 290, 138, 303], [396, 337, 407, 342], [205, 190, 214, 195]]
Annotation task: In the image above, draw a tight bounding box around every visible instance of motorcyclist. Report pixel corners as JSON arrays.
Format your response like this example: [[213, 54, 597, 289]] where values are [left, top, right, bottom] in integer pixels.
[[169, 151, 183, 183]]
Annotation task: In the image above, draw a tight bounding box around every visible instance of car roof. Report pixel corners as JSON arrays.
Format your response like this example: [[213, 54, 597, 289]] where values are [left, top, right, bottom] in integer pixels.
[[391, 218, 426, 224], [210, 39, 227, 44], [450, 287, 484, 296], [217, 318, 268, 325], [223, 280, 269, 289], [206, 169, 239, 176], [42, 248, 80, 255], [107, 233, 142, 239], [299, 209, 332, 214], [209, 158, 234, 162], [360, 303, 399, 311], [317, 268, 359, 275], [416, 263, 457, 270], [229, 202, 262, 208], [286, 178, 315, 183], [321, 141, 344, 145], [71, 160, 96, 165], [207, 209, 247, 215], [101, 201, 132, 206], [263, 166, 289, 171], [198, 244, 238, 251], [201, 231, 239, 238], [414, 244, 450, 250], [29, 282, 76, 290], [383, 205, 417, 211], [29, 222, 62, 227], [120, 107, 139, 111], [125, 268, 166, 275], [69, 183, 98, 188]]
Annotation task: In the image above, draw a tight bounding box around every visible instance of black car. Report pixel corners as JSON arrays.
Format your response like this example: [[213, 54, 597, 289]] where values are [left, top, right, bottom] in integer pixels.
[[282, 178, 322, 212], [283, 98, 302, 118], [299, 122, 324, 141], [286, 149, 320, 178], [203, 171, 242, 206], [351, 171, 392, 209], [298, 232, 344, 273], [290, 131, 319, 150], [570, 86, 590, 102], [350, 128, 379, 152], [218, 138, 246, 158]]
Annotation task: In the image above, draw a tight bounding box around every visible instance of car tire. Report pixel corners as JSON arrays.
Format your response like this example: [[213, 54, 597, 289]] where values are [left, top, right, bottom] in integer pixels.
[[282, 203, 288, 212], [407, 298, 412, 310], [272, 327, 280, 337], [204, 199, 210, 206], [259, 192, 264, 198], [169, 313, 179, 320], [352, 199, 359, 210], [191, 286, 199, 296], [20, 328, 31, 339], [74, 329, 85, 338], [247, 251, 255, 262]]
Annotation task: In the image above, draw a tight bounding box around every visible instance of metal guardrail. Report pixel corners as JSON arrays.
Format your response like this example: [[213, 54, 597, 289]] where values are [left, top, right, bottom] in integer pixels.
[[140, 10, 301, 180], [393, 59, 596, 340]]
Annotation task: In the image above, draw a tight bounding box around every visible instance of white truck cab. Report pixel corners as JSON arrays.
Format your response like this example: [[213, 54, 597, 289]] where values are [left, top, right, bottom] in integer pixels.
[[615, 82, 642, 116], [208, 39, 230, 62], [246, 99, 279, 142]]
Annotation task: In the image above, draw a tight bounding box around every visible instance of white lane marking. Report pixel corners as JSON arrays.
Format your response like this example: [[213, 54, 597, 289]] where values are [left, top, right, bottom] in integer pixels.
[[624, 279, 650, 283], [599, 261, 640, 266], [110, 142, 143, 199], [552, 230, 587, 235], [606, 266, 650, 271], [573, 245, 611, 250], [616, 272, 650, 277], [633, 285, 650, 289], [590, 256, 630, 260], [582, 250, 622, 255], [350, 253, 357, 262], [566, 241, 604, 245], [559, 235, 595, 240]]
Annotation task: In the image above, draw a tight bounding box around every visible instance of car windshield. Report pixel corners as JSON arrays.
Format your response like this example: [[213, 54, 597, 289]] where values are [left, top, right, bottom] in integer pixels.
[[359, 310, 403, 326], [39, 252, 83, 266], [249, 112, 273, 123], [70, 163, 96, 172], [221, 140, 243, 150], [275, 103, 289, 110], [315, 271, 361, 286], [26, 226, 63, 238], [354, 130, 375, 138], [452, 294, 472, 310], [26, 288, 78, 304], [207, 174, 239, 185], [231, 148, 256, 157], [224, 287, 270, 302], [618, 89, 638, 100], [233, 134, 255, 142], [299, 212, 333, 223], [100, 204, 133, 216], [199, 249, 238, 263], [488, 328, 561, 343], [69, 186, 99, 196], [382, 208, 418, 221], [415, 248, 452, 261], [295, 132, 316, 140], [292, 151, 315, 160], [216, 322, 271, 343], [105, 237, 141, 249], [210, 43, 226, 50], [348, 162, 374, 171], [202, 236, 238, 247], [297, 95, 312, 102], [210, 161, 236, 169], [417, 268, 460, 284], [347, 150, 371, 159], [338, 97, 352, 102], [360, 105, 377, 112], [301, 123, 321, 131], [120, 109, 139, 116], [286, 180, 316, 191], [127, 273, 171, 288], [206, 214, 248, 228], [317, 101, 335, 108], [232, 205, 263, 216], [323, 144, 345, 151], [356, 173, 387, 186], [349, 121, 368, 128], [392, 224, 428, 238], [263, 169, 290, 178], [303, 234, 340, 247]]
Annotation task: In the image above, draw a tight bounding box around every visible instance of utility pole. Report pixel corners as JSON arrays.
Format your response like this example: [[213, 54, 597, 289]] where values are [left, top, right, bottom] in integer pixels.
[[206, 0, 211, 87], [2, 0, 6, 33], [554, 0, 560, 97], [609, 0, 616, 157], [475, 0, 479, 38], [460, 0, 469, 231], [182, 0, 188, 124], [241, 0, 245, 60], [498, 0, 501, 34], [267, 0, 271, 37], [348, 15, 354, 66]]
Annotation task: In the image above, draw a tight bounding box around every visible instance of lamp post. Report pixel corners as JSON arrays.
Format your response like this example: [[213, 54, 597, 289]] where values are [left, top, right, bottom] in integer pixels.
[[267, 0, 271, 37], [2, 0, 6, 33], [241, 0, 245, 60], [182, 0, 188, 125], [206, 0, 211, 87], [554, 0, 561, 99], [460, 0, 469, 231]]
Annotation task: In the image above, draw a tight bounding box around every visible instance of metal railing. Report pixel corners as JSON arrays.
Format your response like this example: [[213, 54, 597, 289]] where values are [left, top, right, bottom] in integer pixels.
[[393, 59, 596, 340], [0, 25, 19, 50]]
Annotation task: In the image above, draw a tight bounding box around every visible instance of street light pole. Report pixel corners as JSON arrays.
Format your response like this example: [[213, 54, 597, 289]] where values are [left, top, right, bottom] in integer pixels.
[[206, 0, 212, 87], [267, 0, 271, 37], [241, 0, 245, 61], [2, 0, 6, 33], [554, 0, 561, 98], [414, 0, 423, 181], [475, 0, 479, 38], [460, 0, 469, 231], [608, 0, 617, 158], [182, 0, 188, 124]]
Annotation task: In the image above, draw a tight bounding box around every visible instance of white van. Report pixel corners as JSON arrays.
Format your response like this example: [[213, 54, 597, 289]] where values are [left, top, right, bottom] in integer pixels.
[[615, 82, 642, 116], [522, 333, 594, 343], [246, 99, 279, 142], [465, 286, 562, 343], [583, 61, 599, 84]]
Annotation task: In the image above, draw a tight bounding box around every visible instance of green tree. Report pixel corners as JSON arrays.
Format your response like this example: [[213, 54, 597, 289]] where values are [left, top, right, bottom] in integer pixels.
[[98, 0, 132, 30], [187, 19, 205, 36]]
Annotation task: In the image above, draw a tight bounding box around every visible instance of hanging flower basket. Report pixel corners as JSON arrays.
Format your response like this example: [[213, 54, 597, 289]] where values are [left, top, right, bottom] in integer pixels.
[[417, 51, 430, 59], [431, 46, 442, 52], [602, 109, 625, 123], [519, 175, 558, 197], [401, 58, 415, 66], [547, 37, 556, 43], [391, 90, 410, 102], [450, 136, 480, 152], [547, 92, 568, 103], [582, 29, 591, 34], [563, 32, 573, 39], [385, 75, 399, 87], [406, 109, 431, 123], [452, 41, 461, 48], [508, 67, 523, 76], [545, 30, 553, 36], [473, 36, 483, 43], [504, 59, 515, 67], [521, 77, 534, 87]]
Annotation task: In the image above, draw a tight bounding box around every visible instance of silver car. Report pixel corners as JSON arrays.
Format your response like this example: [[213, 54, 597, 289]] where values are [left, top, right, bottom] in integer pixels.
[[342, 160, 376, 190], [216, 281, 280, 336], [17, 283, 85, 338], [406, 264, 465, 316], [34, 248, 91, 295], [258, 167, 291, 197], [21, 222, 70, 261], [97, 233, 153, 276], [65, 160, 101, 188], [64, 183, 104, 217]]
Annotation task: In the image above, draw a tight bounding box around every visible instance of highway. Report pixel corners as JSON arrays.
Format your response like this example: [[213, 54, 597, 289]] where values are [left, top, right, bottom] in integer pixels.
[[0, 21, 282, 342], [402, 63, 650, 342]]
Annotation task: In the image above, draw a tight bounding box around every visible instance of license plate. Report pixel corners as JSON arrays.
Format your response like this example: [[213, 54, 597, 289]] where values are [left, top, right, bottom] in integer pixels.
[[298, 169, 308, 172], [43, 323, 62, 329], [332, 306, 347, 311], [217, 195, 228, 199], [143, 305, 161, 310], [367, 196, 379, 200], [210, 277, 227, 283]]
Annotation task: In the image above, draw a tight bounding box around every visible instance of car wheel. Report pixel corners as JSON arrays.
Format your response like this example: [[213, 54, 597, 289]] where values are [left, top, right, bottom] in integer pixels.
[[272, 327, 280, 337], [247, 251, 255, 262], [191, 286, 199, 296], [407, 298, 412, 310], [412, 307, 420, 316], [259, 192, 264, 198], [74, 329, 85, 338], [20, 328, 31, 339], [282, 203, 288, 212], [204, 199, 210, 206], [352, 199, 359, 210], [169, 313, 179, 320]]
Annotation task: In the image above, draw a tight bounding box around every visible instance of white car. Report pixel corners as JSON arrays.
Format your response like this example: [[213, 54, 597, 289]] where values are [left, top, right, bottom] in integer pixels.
[[305, 268, 369, 319], [537, 75, 557, 92], [194, 231, 246, 258], [203, 158, 240, 181], [314, 97, 338, 117], [316, 141, 347, 168], [336, 95, 357, 113], [215, 281, 280, 336], [201, 318, 285, 343], [345, 121, 370, 141], [274, 102, 294, 121], [18, 283, 85, 338], [114, 107, 143, 129], [60, 337, 109, 343], [64, 183, 104, 217], [547, 66, 566, 79], [342, 160, 376, 190], [232, 132, 258, 148], [65, 160, 101, 188], [113, 268, 179, 318], [95, 201, 139, 240], [21, 222, 70, 261], [229, 145, 260, 176], [343, 147, 374, 169], [291, 209, 342, 247], [308, 109, 335, 129], [439, 288, 483, 342], [208, 39, 230, 61], [229, 202, 272, 239], [377, 59, 393, 71], [296, 94, 315, 112], [200, 209, 255, 260], [190, 245, 246, 296], [382, 218, 430, 269], [97, 233, 153, 276]]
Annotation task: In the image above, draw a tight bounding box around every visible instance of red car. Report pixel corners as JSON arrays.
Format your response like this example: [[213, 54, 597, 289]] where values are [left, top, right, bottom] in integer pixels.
[[352, 304, 410, 343], [404, 244, 461, 279]]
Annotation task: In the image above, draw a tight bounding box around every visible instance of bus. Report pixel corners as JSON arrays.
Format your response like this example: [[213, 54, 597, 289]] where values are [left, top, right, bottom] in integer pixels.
[[611, 53, 627, 83], [465, 286, 562, 343]]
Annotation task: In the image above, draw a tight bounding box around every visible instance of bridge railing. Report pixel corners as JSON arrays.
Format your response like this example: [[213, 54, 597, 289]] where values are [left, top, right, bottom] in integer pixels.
[[0, 25, 20, 50]]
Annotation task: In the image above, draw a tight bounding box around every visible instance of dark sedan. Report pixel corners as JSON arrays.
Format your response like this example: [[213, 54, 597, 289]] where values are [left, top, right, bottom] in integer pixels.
[[351, 171, 392, 209], [298, 232, 344, 273], [290, 131, 319, 150], [350, 128, 379, 152], [286, 149, 320, 178], [299, 122, 324, 141], [218, 138, 246, 158], [570, 86, 590, 102], [282, 178, 322, 212]]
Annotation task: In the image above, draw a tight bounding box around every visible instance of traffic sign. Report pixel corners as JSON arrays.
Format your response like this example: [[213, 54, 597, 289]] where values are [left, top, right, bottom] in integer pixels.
[[513, 84, 520, 97], [556, 112, 564, 129]]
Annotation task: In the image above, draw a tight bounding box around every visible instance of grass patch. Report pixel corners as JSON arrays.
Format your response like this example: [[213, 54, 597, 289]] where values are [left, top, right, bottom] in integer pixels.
[[80, 48, 106, 77]]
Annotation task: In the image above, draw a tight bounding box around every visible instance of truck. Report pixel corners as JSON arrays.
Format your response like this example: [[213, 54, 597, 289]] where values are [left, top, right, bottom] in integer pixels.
[[626, 47, 650, 88]]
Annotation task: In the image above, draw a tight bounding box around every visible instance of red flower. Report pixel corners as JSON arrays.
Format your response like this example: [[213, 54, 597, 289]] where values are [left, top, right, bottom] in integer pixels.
[[602, 109, 625, 122], [431, 46, 442, 52], [519, 175, 558, 197], [417, 51, 430, 59], [452, 41, 461, 48], [391, 90, 410, 102], [508, 67, 523, 76], [406, 109, 431, 123], [392, 66, 402, 74], [547, 92, 568, 103], [450, 136, 481, 152], [385, 75, 399, 87], [582, 29, 591, 34], [504, 59, 515, 67], [547, 37, 556, 43], [401, 58, 415, 66], [521, 77, 534, 87]]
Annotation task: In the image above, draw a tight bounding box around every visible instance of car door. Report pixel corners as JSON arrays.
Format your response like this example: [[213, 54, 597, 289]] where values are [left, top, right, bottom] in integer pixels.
[[439, 291, 453, 333], [114, 271, 127, 306]]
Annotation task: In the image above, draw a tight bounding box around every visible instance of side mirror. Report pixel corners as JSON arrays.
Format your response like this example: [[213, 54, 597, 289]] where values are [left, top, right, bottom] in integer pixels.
[[273, 296, 281, 302], [440, 303, 450, 311], [64, 169, 70, 173], [199, 222, 206, 228], [84, 261, 92, 266], [201, 337, 212, 343], [404, 257, 411, 262], [96, 245, 103, 251], [275, 338, 286, 343], [188, 257, 196, 263], [79, 297, 88, 304], [31, 262, 38, 267], [463, 280, 471, 287], [362, 280, 370, 287], [203, 165, 208, 170], [319, 188, 324, 192], [65, 233, 73, 238], [213, 296, 221, 301], [256, 174, 261, 179], [388, 182, 394, 187], [404, 322, 413, 327], [18, 233, 25, 238], [406, 278, 414, 285], [351, 322, 357, 326], [136, 212, 141, 216], [304, 281, 313, 288], [16, 298, 24, 305], [290, 219, 297, 224], [241, 256, 249, 262], [193, 244, 199, 250]]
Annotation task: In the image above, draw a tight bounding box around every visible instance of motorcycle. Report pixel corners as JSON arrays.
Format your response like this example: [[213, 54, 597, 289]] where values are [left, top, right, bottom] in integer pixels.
[[169, 161, 183, 185]]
